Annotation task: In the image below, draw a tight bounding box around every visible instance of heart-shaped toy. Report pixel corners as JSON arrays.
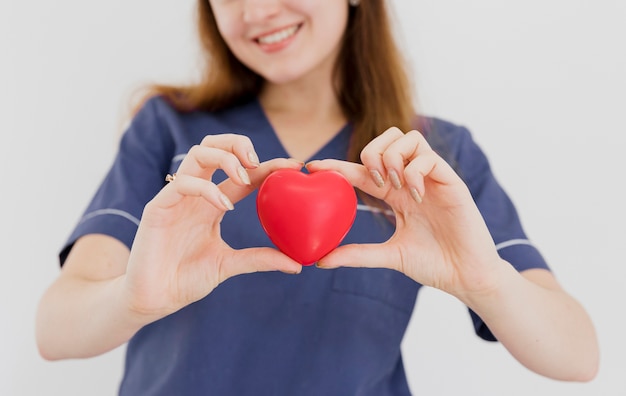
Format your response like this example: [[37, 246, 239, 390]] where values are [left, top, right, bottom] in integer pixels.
[[256, 169, 357, 265]]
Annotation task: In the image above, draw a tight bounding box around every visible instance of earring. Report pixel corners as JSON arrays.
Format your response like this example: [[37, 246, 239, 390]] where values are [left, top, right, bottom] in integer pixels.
[[349, 0, 360, 6]]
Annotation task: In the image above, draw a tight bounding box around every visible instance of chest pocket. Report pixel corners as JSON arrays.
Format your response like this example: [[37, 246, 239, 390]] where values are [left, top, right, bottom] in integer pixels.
[[331, 267, 420, 315]]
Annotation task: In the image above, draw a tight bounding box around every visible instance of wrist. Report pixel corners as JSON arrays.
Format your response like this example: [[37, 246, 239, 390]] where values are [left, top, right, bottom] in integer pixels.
[[113, 275, 167, 331], [453, 258, 521, 317]]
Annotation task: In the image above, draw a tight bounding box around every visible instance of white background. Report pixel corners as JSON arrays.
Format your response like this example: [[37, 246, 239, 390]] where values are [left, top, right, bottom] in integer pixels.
[[1, 0, 624, 395]]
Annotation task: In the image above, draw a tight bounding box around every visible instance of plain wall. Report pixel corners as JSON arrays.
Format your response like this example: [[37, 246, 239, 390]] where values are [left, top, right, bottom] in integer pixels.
[[1, 0, 624, 394]]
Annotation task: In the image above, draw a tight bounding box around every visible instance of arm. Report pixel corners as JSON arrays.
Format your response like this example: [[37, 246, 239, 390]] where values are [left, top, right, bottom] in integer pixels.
[[36, 235, 150, 360], [464, 266, 599, 381], [36, 138, 303, 360], [307, 127, 599, 382]]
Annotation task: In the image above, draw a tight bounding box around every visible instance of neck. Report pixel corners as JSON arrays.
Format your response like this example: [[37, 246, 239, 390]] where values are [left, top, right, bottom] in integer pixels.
[[258, 64, 344, 124], [256, 67, 348, 162]]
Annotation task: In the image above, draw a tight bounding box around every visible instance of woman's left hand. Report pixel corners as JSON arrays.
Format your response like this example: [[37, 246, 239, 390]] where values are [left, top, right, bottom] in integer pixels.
[[306, 127, 506, 299], [309, 127, 600, 381]]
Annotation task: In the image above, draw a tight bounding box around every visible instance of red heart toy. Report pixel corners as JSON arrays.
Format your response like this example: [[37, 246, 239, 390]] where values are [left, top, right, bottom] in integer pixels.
[[256, 169, 357, 265]]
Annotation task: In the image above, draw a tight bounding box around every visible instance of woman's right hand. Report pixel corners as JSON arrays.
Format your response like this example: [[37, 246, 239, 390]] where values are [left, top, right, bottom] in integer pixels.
[[37, 134, 302, 360], [123, 134, 303, 321]]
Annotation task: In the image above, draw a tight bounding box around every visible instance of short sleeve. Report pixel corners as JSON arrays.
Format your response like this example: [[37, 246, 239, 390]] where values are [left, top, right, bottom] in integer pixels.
[[59, 97, 175, 265], [440, 121, 550, 341]]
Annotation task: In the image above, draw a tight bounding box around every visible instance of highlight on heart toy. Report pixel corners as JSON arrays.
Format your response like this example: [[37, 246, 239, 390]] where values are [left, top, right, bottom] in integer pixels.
[[256, 168, 357, 265]]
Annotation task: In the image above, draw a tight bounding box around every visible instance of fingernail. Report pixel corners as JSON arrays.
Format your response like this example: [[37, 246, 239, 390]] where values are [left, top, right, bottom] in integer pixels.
[[290, 158, 305, 167], [237, 166, 251, 185], [370, 169, 385, 187], [280, 268, 301, 275], [219, 193, 234, 211], [315, 262, 335, 269], [247, 151, 260, 167], [389, 170, 402, 189], [410, 187, 423, 204]]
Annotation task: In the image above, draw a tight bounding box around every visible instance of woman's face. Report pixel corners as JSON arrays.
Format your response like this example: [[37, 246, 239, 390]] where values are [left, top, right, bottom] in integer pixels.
[[209, 0, 350, 85]]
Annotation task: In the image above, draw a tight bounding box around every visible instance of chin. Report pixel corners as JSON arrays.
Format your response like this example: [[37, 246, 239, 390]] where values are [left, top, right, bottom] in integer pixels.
[[260, 70, 303, 85], [252, 61, 315, 86]]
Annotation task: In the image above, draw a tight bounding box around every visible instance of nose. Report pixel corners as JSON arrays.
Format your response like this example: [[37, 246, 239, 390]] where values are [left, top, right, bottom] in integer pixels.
[[242, 0, 281, 24]]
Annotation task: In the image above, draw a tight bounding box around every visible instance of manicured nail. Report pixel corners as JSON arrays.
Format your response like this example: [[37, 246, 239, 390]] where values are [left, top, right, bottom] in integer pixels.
[[389, 169, 402, 189], [290, 158, 306, 167], [219, 193, 234, 211], [280, 268, 301, 275], [247, 151, 260, 167], [370, 169, 385, 188], [410, 187, 423, 204], [237, 166, 251, 185], [315, 262, 336, 269]]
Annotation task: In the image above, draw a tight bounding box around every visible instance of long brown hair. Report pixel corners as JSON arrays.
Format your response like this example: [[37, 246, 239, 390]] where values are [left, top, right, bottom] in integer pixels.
[[143, 0, 416, 165]]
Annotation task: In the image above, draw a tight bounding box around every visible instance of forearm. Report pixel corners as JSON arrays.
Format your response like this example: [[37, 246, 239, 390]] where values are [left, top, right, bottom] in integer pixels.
[[460, 261, 599, 382], [36, 274, 154, 360]]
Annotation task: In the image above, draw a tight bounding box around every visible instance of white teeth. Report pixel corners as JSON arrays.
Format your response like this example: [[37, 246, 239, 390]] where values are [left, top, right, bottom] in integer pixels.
[[257, 25, 298, 45]]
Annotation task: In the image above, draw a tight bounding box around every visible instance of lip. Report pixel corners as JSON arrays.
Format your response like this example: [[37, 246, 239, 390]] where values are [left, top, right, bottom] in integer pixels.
[[253, 23, 303, 53]]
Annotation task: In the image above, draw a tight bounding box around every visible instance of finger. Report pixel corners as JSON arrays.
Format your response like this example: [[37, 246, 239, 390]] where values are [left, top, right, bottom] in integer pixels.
[[177, 145, 252, 186], [403, 150, 438, 201], [403, 148, 459, 202], [381, 130, 432, 190], [152, 173, 234, 211], [316, 243, 402, 272], [359, 127, 405, 187], [305, 159, 392, 200], [220, 247, 303, 280], [199, 134, 260, 169], [219, 158, 304, 204]]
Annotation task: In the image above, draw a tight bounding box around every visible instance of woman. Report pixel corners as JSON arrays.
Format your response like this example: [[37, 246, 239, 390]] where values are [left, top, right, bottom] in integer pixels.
[[36, 0, 599, 394]]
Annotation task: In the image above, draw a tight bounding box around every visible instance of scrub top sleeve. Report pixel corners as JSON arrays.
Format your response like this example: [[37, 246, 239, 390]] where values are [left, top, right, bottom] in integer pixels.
[[59, 97, 175, 265], [453, 126, 550, 341]]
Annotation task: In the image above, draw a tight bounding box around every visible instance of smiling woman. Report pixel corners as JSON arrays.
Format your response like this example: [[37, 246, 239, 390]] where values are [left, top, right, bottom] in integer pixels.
[[146, 0, 413, 164], [256, 24, 299, 48], [33, 0, 601, 395], [212, 0, 349, 84]]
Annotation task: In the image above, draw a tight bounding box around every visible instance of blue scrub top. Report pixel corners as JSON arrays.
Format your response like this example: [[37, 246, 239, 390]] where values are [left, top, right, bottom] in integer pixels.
[[61, 97, 549, 395]]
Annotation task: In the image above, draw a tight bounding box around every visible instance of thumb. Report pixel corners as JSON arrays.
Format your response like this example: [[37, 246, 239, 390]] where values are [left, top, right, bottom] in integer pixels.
[[219, 158, 303, 204], [220, 247, 303, 279], [317, 243, 401, 272]]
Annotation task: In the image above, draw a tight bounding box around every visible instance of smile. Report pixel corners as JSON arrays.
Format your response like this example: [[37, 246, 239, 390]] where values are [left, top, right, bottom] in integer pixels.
[[256, 24, 301, 45]]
